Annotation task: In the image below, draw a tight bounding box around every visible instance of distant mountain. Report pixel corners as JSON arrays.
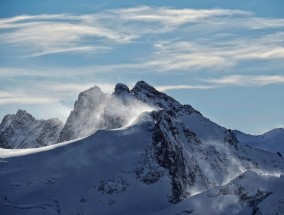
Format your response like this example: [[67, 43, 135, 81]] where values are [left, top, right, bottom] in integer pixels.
[[233, 128, 284, 154], [0, 81, 283, 215], [0, 110, 63, 148]]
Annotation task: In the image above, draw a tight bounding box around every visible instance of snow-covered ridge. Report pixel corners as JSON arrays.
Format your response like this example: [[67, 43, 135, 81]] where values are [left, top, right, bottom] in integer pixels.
[[234, 128, 284, 154], [1, 81, 283, 153], [57, 81, 200, 144], [0, 81, 283, 214]]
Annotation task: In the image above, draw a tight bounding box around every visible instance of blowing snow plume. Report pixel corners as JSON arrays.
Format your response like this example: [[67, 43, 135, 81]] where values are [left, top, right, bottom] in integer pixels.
[[58, 82, 156, 143], [99, 83, 155, 129]]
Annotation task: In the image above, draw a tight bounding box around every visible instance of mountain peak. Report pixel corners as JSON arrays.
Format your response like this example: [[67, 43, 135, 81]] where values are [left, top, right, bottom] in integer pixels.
[[78, 86, 103, 98], [114, 83, 130, 96], [132, 80, 156, 92], [16, 109, 31, 116], [131, 80, 181, 110], [58, 85, 108, 143], [74, 86, 105, 110], [15, 109, 35, 121], [0, 110, 63, 148]]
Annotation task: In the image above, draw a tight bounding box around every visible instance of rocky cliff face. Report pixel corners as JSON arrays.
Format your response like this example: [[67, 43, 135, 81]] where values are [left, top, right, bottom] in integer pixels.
[[135, 106, 278, 204], [58, 86, 108, 143], [0, 110, 63, 148]]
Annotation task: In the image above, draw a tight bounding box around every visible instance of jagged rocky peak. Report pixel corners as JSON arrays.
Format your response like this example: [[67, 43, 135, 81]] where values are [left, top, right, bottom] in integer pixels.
[[131, 80, 181, 110], [58, 85, 108, 143], [0, 110, 35, 130], [0, 109, 63, 149], [75, 86, 104, 108], [113, 83, 130, 96], [132, 80, 156, 92], [131, 81, 200, 116], [16, 109, 33, 116], [15, 109, 35, 121]]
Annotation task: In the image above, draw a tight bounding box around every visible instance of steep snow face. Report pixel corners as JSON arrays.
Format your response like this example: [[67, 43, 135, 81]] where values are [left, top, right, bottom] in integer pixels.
[[58, 86, 108, 143], [0, 110, 63, 149], [234, 128, 284, 154]]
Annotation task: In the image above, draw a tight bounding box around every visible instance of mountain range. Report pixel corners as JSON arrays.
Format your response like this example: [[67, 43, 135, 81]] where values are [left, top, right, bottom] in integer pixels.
[[0, 81, 283, 215]]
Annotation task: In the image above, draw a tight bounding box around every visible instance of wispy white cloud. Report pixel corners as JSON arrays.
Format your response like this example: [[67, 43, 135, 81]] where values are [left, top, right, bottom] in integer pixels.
[[42, 82, 115, 94], [0, 81, 116, 106], [23, 46, 109, 58], [1, 6, 283, 59], [113, 6, 251, 26], [0, 91, 13, 98], [0, 14, 134, 57], [205, 75, 284, 86], [0, 97, 58, 105], [156, 75, 284, 92], [146, 32, 284, 71], [156, 84, 215, 91]]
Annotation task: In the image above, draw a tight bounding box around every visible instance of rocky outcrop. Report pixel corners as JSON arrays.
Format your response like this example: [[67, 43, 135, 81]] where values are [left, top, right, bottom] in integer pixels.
[[0, 110, 63, 148], [58, 86, 108, 143]]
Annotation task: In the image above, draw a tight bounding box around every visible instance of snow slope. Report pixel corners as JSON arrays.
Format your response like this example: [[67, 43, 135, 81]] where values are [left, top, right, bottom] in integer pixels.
[[234, 129, 284, 155]]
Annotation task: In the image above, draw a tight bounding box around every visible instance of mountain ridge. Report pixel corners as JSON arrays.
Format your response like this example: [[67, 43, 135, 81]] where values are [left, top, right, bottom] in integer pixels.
[[0, 109, 63, 149], [0, 81, 283, 214]]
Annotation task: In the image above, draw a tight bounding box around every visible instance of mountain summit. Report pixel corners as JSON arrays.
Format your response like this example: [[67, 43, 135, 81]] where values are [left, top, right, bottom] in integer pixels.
[[58, 81, 187, 143]]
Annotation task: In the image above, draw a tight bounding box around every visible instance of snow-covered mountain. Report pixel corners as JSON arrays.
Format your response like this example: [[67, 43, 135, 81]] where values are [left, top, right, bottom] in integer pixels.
[[0, 110, 63, 149], [234, 129, 284, 155], [59, 82, 159, 143], [0, 81, 283, 215]]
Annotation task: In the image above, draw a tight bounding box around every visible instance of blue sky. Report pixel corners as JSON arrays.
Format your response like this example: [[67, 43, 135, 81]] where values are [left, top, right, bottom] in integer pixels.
[[0, 0, 284, 134]]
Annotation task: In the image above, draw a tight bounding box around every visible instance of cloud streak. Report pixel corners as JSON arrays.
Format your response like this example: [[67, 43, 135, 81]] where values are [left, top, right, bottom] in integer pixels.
[[1, 6, 283, 60], [156, 84, 215, 91], [157, 75, 284, 92], [206, 75, 284, 87], [147, 32, 284, 72], [0, 97, 58, 105]]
